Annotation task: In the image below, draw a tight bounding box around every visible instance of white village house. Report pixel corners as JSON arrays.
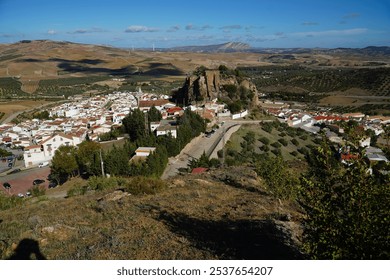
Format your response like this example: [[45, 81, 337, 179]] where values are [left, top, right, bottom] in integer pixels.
[[23, 133, 81, 167]]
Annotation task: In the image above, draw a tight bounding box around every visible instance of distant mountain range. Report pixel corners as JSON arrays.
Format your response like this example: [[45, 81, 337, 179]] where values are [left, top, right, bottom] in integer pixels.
[[2, 40, 390, 56], [165, 42, 251, 53], [163, 42, 390, 56]]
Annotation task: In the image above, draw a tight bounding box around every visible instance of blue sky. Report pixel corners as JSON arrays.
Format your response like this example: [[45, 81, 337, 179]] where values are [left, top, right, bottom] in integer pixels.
[[0, 0, 389, 48]]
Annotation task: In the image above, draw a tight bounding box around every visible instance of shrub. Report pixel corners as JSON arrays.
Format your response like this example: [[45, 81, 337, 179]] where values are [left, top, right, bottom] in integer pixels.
[[291, 138, 300, 146], [271, 142, 282, 148], [298, 147, 309, 156], [278, 138, 288, 146], [0, 192, 23, 210], [260, 145, 270, 152], [87, 176, 119, 191], [123, 176, 167, 195], [28, 185, 46, 197], [299, 134, 308, 141], [67, 183, 88, 197], [271, 148, 282, 156], [290, 151, 299, 157], [259, 136, 270, 145], [262, 123, 273, 133]]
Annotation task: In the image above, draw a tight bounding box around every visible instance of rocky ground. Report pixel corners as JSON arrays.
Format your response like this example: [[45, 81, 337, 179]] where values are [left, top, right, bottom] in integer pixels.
[[0, 166, 305, 260]]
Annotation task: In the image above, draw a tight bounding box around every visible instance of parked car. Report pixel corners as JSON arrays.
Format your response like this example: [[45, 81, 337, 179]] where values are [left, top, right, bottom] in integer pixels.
[[7, 168, 21, 175], [33, 179, 45, 185], [3, 182, 11, 189], [38, 162, 49, 168], [17, 193, 24, 198], [48, 181, 58, 189]]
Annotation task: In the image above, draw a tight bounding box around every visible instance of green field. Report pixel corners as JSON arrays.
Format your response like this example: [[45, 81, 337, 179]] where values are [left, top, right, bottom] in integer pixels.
[[224, 122, 320, 162], [239, 66, 390, 96], [0, 77, 28, 97]]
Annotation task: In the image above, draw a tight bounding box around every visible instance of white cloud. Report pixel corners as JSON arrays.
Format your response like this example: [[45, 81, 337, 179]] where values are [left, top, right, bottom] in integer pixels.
[[220, 25, 242, 30], [185, 24, 212, 31], [343, 13, 361, 19], [68, 27, 106, 34], [47, 30, 57, 35], [125, 25, 159, 33], [293, 28, 368, 37], [167, 25, 180, 32], [302, 21, 319, 26], [220, 25, 242, 33]]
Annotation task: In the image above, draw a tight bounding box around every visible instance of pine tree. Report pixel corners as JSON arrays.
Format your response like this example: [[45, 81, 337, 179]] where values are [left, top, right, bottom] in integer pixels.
[[300, 138, 389, 259], [51, 146, 78, 181]]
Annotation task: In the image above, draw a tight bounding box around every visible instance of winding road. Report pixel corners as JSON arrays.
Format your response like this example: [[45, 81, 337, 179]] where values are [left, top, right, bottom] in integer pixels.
[[161, 119, 271, 179]]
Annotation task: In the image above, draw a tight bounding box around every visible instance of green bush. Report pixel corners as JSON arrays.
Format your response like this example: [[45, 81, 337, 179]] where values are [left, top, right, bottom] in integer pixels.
[[271, 142, 282, 148], [291, 138, 300, 146], [299, 134, 308, 141], [260, 145, 270, 152], [123, 176, 167, 195], [28, 185, 46, 197], [0, 192, 23, 210], [290, 151, 299, 157], [259, 136, 270, 145], [87, 176, 119, 191], [271, 148, 281, 156], [278, 138, 288, 146], [262, 123, 273, 133], [67, 184, 88, 197]]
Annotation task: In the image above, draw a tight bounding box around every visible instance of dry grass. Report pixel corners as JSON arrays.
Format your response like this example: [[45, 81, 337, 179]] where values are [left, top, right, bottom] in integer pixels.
[[0, 100, 50, 122], [0, 169, 304, 260]]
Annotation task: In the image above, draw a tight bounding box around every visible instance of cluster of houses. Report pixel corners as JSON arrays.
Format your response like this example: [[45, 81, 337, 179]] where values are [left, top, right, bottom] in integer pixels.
[[0, 89, 234, 169], [260, 100, 389, 163]]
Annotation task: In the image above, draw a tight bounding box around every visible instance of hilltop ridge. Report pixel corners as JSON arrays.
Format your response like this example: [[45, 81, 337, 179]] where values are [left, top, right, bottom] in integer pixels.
[[167, 42, 251, 53]]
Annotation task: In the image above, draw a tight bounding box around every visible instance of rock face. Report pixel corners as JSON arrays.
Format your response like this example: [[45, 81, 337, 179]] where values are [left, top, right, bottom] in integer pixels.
[[174, 69, 257, 106]]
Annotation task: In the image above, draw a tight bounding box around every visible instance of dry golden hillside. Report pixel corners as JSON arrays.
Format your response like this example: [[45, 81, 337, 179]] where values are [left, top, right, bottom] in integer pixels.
[[0, 167, 304, 260]]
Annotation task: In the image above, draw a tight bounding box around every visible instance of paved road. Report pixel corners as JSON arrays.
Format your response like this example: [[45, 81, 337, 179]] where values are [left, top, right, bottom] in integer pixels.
[[0, 166, 50, 197], [161, 119, 270, 179], [0, 100, 65, 124]]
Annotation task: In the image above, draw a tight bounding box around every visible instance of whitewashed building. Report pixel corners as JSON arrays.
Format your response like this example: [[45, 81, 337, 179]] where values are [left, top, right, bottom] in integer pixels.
[[23, 133, 76, 167]]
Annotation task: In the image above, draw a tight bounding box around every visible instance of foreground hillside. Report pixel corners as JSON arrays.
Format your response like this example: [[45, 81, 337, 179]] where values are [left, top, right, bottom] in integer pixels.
[[0, 167, 303, 260]]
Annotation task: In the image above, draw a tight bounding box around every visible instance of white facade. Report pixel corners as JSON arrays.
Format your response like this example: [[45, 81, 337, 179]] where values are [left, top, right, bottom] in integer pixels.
[[232, 110, 248, 120], [150, 122, 160, 132], [135, 147, 156, 157], [23, 145, 46, 167], [156, 125, 177, 138], [23, 133, 75, 167]]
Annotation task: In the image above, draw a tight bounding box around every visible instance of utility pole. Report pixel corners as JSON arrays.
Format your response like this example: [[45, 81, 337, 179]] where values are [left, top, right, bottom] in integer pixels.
[[144, 111, 149, 134], [99, 149, 105, 177], [222, 125, 226, 167]]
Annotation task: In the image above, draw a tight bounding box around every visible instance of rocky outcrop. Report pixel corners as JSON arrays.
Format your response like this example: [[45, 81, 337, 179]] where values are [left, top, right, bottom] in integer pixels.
[[173, 69, 258, 106]]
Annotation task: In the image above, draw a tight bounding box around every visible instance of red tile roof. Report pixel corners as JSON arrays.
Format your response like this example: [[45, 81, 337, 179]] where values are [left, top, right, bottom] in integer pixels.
[[166, 107, 183, 114], [191, 167, 208, 174], [341, 153, 359, 160], [314, 116, 347, 121]]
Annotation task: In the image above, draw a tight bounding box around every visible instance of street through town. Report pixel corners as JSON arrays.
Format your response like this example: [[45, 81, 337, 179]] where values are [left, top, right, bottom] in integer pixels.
[[161, 119, 271, 179]]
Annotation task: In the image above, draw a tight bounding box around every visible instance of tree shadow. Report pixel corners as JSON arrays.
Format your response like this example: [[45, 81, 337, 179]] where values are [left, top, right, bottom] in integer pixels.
[[157, 211, 304, 259], [15, 58, 184, 77], [7, 238, 46, 260]]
